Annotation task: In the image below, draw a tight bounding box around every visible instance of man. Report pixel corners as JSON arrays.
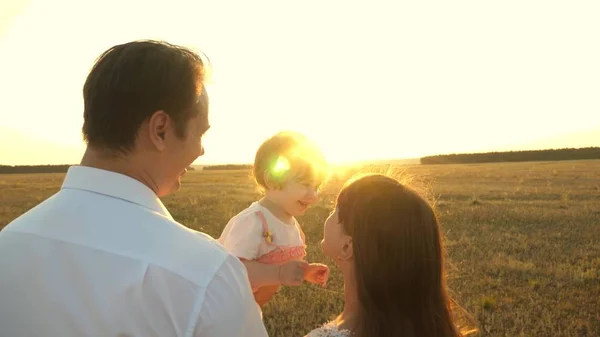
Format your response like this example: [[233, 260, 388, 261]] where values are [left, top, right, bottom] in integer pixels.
[[0, 40, 269, 336]]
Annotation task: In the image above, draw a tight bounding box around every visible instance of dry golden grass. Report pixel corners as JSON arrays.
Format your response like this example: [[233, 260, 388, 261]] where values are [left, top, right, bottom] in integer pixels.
[[1, 160, 599, 336]]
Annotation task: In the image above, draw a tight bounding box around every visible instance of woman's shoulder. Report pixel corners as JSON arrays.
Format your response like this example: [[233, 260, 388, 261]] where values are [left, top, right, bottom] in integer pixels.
[[304, 321, 352, 337]]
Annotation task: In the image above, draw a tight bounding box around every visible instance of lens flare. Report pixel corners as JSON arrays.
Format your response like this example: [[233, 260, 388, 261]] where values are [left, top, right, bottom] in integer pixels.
[[271, 156, 291, 177]]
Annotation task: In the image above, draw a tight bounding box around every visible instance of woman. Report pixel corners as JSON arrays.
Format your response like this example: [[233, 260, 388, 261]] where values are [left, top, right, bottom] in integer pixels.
[[306, 174, 471, 337]]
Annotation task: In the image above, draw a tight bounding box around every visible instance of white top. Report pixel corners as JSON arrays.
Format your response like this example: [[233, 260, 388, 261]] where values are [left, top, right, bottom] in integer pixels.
[[305, 321, 352, 337], [218, 201, 304, 260], [0, 166, 267, 337]]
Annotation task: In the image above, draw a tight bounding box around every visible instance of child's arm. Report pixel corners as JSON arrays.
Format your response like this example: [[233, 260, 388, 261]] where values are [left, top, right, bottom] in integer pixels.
[[242, 259, 309, 288]]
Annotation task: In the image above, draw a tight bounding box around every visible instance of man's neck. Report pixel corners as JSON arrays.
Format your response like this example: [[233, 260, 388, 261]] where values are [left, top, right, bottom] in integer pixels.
[[80, 146, 160, 195]]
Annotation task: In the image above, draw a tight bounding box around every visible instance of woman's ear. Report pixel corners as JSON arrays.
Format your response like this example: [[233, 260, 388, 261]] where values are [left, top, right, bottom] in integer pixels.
[[340, 236, 353, 261]]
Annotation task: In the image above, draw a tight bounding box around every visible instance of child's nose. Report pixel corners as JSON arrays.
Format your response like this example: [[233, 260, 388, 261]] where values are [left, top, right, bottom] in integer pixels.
[[306, 188, 318, 202]]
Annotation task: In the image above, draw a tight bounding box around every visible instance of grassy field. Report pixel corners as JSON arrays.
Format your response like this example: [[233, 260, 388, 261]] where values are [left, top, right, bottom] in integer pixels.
[[1, 160, 599, 336]]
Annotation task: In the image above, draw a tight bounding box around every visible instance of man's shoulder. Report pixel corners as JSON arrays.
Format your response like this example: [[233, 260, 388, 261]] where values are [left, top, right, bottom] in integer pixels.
[[159, 217, 231, 263], [1, 191, 62, 232], [129, 214, 239, 287], [3, 190, 240, 289]]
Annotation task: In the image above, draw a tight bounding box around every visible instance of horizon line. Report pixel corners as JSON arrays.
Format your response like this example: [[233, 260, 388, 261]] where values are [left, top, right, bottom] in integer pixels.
[[2, 146, 598, 167]]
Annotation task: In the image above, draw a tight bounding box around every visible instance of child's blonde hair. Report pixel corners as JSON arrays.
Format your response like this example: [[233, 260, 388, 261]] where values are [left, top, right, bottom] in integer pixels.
[[253, 131, 328, 192]]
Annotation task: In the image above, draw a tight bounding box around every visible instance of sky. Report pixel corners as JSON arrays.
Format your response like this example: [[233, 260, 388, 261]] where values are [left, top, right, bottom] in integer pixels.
[[1, 0, 599, 165]]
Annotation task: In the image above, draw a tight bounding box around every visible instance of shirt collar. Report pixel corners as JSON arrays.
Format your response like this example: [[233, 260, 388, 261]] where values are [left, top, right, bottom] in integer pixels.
[[61, 165, 173, 220]]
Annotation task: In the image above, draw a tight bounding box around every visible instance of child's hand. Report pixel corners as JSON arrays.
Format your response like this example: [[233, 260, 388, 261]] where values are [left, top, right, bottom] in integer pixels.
[[278, 260, 309, 286], [304, 263, 330, 288]]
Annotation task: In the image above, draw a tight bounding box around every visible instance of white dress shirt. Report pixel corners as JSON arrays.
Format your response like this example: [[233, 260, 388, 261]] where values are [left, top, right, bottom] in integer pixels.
[[0, 166, 268, 337]]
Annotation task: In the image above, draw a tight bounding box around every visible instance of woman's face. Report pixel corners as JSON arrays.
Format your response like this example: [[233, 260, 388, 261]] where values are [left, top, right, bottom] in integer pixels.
[[321, 209, 350, 262]]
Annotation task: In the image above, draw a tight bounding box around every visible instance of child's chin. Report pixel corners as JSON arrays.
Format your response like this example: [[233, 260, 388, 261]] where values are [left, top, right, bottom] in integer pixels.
[[290, 209, 306, 217]]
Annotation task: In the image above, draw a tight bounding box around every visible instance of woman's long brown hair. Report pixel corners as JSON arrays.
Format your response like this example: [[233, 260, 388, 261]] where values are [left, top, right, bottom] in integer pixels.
[[337, 174, 464, 337]]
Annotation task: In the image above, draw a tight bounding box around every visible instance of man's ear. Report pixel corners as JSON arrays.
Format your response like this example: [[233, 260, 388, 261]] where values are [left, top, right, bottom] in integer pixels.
[[147, 110, 170, 151]]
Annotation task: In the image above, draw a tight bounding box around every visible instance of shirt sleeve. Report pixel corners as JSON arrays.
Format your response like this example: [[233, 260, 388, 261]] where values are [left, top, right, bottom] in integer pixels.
[[219, 213, 263, 260], [190, 254, 268, 337]]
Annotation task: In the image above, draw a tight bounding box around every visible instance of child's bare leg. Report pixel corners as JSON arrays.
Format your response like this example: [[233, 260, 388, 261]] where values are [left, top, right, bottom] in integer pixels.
[[254, 285, 281, 307], [242, 259, 308, 287]]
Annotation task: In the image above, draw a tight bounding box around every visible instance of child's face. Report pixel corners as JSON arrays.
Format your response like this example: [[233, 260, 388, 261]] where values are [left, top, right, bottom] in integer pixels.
[[268, 178, 319, 217]]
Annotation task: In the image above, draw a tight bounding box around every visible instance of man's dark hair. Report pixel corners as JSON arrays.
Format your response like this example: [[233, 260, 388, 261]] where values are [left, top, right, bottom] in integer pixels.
[[82, 40, 208, 151]]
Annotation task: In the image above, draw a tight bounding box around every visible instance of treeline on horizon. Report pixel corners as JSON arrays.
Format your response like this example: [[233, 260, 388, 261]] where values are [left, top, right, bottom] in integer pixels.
[[2, 148, 599, 173], [0, 165, 197, 174], [420, 147, 600, 165], [202, 164, 252, 170], [0, 165, 71, 174]]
